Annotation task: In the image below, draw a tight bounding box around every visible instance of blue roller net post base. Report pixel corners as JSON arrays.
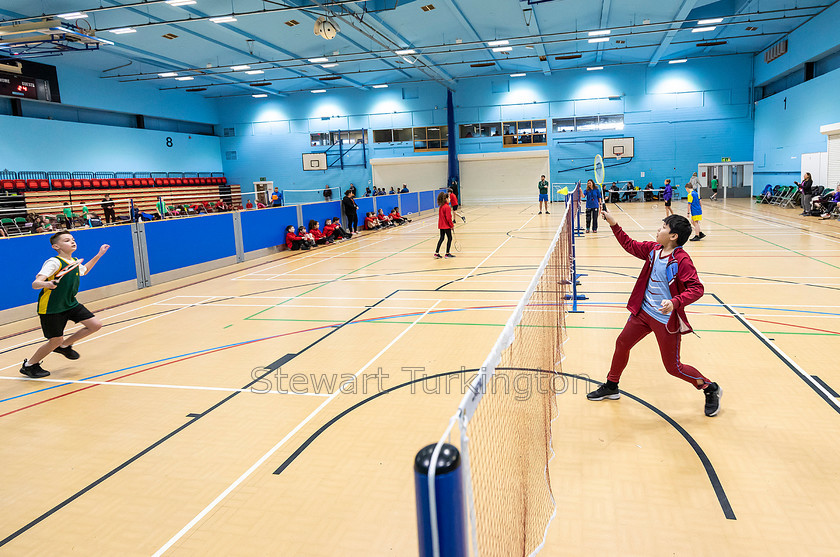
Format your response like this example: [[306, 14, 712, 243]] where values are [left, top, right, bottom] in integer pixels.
[[414, 443, 467, 557], [565, 183, 587, 312]]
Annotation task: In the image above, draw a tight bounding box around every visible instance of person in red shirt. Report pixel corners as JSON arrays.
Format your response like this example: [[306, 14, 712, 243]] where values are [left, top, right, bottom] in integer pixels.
[[214, 198, 229, 212], [448, 188, 466, 222], [434, 191, 455, 258], [586, 208, 721, 417], [364, 212, 380, 230], [245, 199, 254, 210], [285, 225, 309, 250], [376, 208, 394, 226], [330, 216, 353, 239], [308, 220, 331, 244], [389, 207, 406, 225]]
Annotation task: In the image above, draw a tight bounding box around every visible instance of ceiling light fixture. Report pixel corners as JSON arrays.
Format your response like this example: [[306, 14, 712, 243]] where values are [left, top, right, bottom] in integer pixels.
[[487, 40, 509, 47], [245, 69, 264, 74], [692, 26, 716, 33], [252, 94, 268, 98], [588, 30, 610, 36], [402, 56, 417, 64], [311, 89, 327, 93], [372, 84, 388, 88], [230, 65, 251, 71], [510, 73, 526, 77], [586, 66, 604, 71], [308, 57, 329, 63], [698, 18, 723, 25], [322, 63, 338, 68], [159, 72, 178, 77], [209, 16, 237, 23], [58, 12, 88, 19], [166, 0, 197, 6], [395, 49, 416, 55], [669, 59, 688, 64], [588, 37, 609, 44], [110, 27, 137, 34], [492, 46, 513, 52], [175, 76, 194, 81]]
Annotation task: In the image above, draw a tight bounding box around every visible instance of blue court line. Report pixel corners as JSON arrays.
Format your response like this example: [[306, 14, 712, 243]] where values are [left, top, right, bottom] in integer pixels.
[[0, 338, 287, 405]]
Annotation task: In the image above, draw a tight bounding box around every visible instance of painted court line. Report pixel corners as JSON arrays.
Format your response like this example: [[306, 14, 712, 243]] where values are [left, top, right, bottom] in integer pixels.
[[459, 214, 538, 282], [152, 299, 441, 556]]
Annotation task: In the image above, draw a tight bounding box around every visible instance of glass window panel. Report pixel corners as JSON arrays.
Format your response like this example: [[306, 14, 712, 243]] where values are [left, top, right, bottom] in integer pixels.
[[533, 120, 547, 133], [413, 128, 426, 140], [481, 122, 501, 137], [503, 135, 517, 145], [518, 134, 533, 144], [426, 127, 442, 140], [440, 125, 448, 137], [553, 118, 576, 132], [598, 114, 625, 131], [414, 141, 427, 150], [441, 139, 449, 148], [394, 128, 413, 142], [373, 129, 393, 143], [576, 116, 599, 131], [503, 122, 517, 135], [428, 140, 442, 149], [460, 124, 479, 138], [533, 133, 546, 144]]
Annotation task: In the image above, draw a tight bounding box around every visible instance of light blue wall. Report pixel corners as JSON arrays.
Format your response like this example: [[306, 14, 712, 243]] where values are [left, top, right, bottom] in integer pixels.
[[0, 115, 223, 173], [216, 55, 755, 198], [753, 1, 840, 86], [753, 68, 840, 188], [56, 65, 218, 124]]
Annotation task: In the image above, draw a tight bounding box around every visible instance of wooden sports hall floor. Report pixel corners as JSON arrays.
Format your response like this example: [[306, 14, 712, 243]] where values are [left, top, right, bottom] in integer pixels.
[[1, 198, 838, 555]]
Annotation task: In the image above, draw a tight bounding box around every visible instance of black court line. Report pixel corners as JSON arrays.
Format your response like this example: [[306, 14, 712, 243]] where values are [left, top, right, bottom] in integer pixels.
[[0, 295, 397, 548], [710, 292, 840, 416], [812, 376, 840, 398], [271, 367, 736, 520]]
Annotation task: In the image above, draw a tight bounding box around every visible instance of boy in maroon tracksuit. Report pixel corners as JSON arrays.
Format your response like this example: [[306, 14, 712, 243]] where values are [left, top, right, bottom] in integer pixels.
[[587, 209, 722, 416]]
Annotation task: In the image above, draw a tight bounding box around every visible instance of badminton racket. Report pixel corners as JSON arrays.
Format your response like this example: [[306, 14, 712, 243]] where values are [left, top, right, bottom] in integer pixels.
[[53, 259, 83, 285]]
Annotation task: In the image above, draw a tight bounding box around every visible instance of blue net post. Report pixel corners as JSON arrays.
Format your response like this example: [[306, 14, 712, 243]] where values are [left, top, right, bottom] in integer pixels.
[[566, 183, 587, 312], [414, 443, 467, 557]]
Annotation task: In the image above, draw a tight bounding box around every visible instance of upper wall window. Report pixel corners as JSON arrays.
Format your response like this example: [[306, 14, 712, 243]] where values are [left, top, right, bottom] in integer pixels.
[[553, 114, 624, 133], [311, 130, 367, 146], [373, 128, 413, 143], [502, 119, 547, 147], [459, 122, 502, 138]]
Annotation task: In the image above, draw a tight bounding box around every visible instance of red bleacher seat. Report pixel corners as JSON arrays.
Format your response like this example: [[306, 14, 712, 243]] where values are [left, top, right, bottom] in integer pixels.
[[220, 177, 227, 185], [82, 179, 92, 189], [15, 180, 26, 191], [26, 179, 38, 191], [174, 178, 184, 186], [92, 179, 101, 189], [2, 180, 15, 192], [38, 179, 49, 190], [71, 180, 82, 190], [117, 179, 126, 188], [154, 178, 164, 186]]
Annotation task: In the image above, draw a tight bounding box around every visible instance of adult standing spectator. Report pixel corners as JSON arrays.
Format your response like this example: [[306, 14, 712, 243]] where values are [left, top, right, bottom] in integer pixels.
[[100, 194, 116, 224], [797, 172, 813, 216], [270, 187, 283, 207], [342, 190, 359, 233], [323, 184, 333, 201], [347, 183, 357, 197], [689, 172, 701, 194]]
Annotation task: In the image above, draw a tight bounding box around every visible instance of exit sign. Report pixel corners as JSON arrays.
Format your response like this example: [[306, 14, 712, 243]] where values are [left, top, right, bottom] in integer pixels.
[[721, 157, 731, 162]]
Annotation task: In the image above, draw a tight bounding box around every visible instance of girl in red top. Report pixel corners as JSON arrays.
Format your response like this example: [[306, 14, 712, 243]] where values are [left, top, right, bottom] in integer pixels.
[[285, 225, 309, 250], [376, 209, 394, 226], [448, 188, 465, 222], [389, 207, 406, 225], [434, 191, 455, 258], [364, 212, 380, 230], [308, 220, 332, 244]]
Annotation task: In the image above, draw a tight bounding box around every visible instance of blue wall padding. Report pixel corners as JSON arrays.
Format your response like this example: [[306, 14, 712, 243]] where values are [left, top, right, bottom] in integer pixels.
[[301, 201, 341, 230], [144, 213, 236, 275], [400, 193, 419, 215], [0, 225, 137, 312], [241, 206, 298, 253]]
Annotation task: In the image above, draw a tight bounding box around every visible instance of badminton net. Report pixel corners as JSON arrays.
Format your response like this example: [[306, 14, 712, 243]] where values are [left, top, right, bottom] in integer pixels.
[[429, 187, 578, 556]]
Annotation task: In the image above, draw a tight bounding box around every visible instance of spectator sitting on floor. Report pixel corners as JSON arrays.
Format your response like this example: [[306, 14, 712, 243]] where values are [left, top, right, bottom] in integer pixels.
[[329, 216, 353, 239], [364, 212, 380, 230], [309, 219, 333, 244], [298, 225, 317, 247], [256, 201, 267, 209], [214, 198, 230, 212], [389, 207, 406, 225], [377, 208, 394, 226], [285, 225, 308, 250], [246, 199, 254, 210]]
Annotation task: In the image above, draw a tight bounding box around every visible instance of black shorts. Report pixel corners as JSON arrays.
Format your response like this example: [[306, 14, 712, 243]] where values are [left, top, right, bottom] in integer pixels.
[[452, 204, 459, 211], [664, 201, 672, 207], [39, 303, 95, 339]]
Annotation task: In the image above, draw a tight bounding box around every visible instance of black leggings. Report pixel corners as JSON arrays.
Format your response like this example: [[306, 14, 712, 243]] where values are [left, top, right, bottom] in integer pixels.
[[346, 213, 358, 232], [586, 208, 599, 231], [436, 228, 453, 254]]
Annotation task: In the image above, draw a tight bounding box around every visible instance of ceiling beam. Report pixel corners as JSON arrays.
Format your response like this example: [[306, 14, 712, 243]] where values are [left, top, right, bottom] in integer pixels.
[[521, 5, 552, 75], [649, 0, 700, 67], [595, 0, 612, 63], [446, 0, 509, 74]]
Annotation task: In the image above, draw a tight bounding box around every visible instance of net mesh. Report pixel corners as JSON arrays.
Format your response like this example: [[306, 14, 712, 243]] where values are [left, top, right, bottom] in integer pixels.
[[434, 189, 577, 557]]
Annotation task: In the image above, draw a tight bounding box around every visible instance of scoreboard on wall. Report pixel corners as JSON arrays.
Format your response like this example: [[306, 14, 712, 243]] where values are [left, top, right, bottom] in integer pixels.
[[0, 59, 60, 102]]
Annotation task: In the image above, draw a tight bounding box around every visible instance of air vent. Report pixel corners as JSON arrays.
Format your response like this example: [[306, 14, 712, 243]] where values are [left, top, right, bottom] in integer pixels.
[[615, 39, 625, 44], [223, 127, 235, 137], [696, 40, 727, 47], [421, 4, 435, 11], [162, 33, 178, 40], [225, 151, 237, 161], [470, 62, 496, 68], [764, 39, 787, 63], [539, 55, 546, 62], [249, 81, 272, 87], [746, 26, 758, 31], [185, 87, 206, 92], [285, 19, 300, 27], [319, 76, 341, 81], [555, 53, 583, 60]]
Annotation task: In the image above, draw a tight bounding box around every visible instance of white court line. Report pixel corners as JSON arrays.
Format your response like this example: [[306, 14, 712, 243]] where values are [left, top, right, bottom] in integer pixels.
[[459, 214, 538, 282], [230, 277, 533, 284], [0, 376, 331, 396], [163, 294, 523, 303], [716, 207, 840, 244], [0, 297, 216, 373], [152, 299, 441, 557]]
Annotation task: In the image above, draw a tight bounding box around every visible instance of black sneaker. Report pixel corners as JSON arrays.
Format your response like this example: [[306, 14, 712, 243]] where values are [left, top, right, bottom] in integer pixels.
[[538, 211, 542, 214], [586, 383, 620, 401], [689, 235, 701, 241], [546, 211, 550, 214], [53, 345, 80, 360], [20, 359, 50, 378], [699, 232, 706, 239], [433, 253, 442, 259], [445, 253, 456, 258], [704, 383, 722, 417]]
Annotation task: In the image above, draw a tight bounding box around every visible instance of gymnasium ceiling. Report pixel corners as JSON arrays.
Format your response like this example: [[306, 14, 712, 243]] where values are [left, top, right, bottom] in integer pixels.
[[0, 0, 834, 98]]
